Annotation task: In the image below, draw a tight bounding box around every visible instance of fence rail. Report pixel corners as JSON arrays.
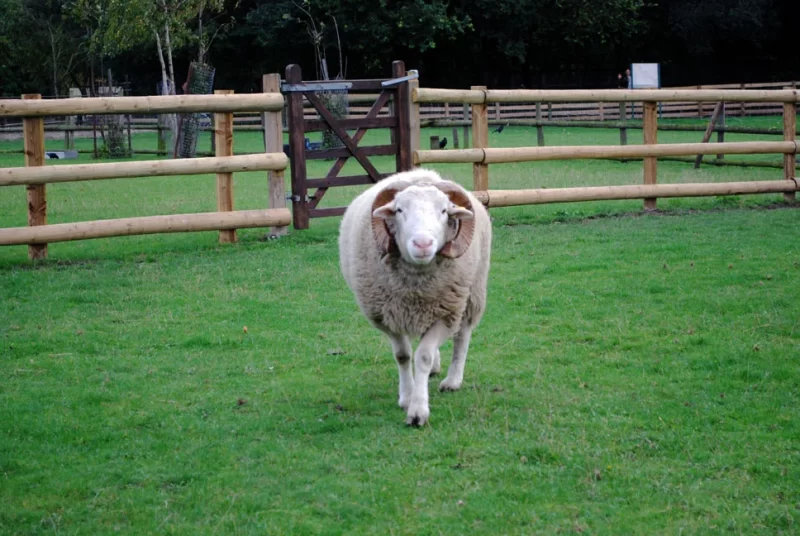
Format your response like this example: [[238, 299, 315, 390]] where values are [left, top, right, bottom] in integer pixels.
[[415, 88, 800, 104], [0, 93, 284, 116]]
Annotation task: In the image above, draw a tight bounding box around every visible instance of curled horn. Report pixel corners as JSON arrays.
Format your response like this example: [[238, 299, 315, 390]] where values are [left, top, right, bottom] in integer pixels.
[[371, 180, 412, 256], [435, 182, 476, 259]]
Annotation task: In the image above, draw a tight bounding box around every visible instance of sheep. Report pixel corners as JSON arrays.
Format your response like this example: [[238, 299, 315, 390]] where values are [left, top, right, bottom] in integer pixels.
[[339, 168, 492, 426]]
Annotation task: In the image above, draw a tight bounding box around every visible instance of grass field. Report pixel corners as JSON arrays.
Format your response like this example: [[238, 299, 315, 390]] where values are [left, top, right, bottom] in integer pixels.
[[1, 121, 799, 534]]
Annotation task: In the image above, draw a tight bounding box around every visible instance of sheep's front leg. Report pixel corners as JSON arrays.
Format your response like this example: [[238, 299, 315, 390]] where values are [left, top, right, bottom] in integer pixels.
[[407, 321, 451, 426], [439, 324, 473, 392], [385, 333, 414, 410]]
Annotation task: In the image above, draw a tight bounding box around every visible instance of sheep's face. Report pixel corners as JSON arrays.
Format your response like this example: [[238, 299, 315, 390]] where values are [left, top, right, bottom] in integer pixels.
[[373, 185, 473, 265]]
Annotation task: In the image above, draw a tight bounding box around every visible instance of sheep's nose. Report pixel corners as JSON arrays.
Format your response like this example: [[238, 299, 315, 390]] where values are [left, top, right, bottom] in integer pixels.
[[413, 237, 434, 250]]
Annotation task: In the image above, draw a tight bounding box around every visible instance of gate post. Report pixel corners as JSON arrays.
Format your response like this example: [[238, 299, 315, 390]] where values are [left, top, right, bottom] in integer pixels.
[[285, 64, 309, 229], [392, 60, 413, 172], [263, 73, 288, 236]]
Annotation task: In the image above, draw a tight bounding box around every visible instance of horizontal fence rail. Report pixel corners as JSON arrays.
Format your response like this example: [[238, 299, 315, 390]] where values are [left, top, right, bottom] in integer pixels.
[[0, 209, 292, 246], [473, 181, 799, 207], [0, 93, 285, 116], [0, 153, 289, 186], [415, 88, 800, 104], [417, 141, 798, 164]]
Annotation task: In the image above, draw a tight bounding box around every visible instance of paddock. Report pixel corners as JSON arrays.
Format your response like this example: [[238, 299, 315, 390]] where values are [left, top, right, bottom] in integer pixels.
[[2, 75, 799, 535]]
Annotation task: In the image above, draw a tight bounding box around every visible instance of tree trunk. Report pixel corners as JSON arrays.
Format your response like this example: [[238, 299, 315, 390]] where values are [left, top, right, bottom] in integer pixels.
[[48, 26, 59, 97], [155, 30, 174, 155], [163, 20, 179, 156], [198, 3, 206, 64], [164, 21, 176, 95]]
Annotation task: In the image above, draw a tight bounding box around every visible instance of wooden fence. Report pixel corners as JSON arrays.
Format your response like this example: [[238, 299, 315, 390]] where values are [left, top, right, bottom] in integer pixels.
[[3, 81, 796, 146], [0, 85, 290, 260], [412, 81, 799, 123], [412, 86, 799, 209]]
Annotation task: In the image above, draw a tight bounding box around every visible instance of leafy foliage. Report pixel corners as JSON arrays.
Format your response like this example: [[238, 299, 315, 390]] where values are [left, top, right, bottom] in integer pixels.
[[0, 0, 797, 96]]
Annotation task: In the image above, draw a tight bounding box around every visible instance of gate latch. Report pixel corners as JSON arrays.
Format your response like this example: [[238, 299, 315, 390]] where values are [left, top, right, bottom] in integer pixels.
[[381, 70, 419, 87]]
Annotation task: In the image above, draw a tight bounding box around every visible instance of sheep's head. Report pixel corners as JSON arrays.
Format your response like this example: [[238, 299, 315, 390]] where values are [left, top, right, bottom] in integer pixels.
[[371, 180, 475, 265]]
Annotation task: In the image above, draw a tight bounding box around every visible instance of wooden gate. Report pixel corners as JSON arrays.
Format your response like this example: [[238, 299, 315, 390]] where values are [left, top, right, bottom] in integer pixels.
[[284, 60, 414, 229]]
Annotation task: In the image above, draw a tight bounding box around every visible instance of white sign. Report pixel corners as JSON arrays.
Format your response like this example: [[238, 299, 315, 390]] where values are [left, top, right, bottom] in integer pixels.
[[631, 63, 660, 89]]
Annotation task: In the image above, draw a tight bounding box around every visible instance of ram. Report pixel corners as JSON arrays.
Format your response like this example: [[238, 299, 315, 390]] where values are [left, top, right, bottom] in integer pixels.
[[339, 168, 492, 426]]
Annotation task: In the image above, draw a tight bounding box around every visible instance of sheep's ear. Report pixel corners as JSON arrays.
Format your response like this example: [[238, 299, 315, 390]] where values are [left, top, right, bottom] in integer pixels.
[[448, 205, 474, 220], [370, 182, 410, 256], [435, 182, 476, 259]]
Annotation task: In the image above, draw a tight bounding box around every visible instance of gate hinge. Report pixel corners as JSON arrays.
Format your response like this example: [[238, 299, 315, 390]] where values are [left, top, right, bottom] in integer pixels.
[[287, 195, 314, 202]]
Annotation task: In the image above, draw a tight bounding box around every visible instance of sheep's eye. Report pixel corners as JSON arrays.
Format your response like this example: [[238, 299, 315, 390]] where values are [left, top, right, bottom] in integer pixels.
[[441, 209, 447, 214], [396, 208, 403, 214]]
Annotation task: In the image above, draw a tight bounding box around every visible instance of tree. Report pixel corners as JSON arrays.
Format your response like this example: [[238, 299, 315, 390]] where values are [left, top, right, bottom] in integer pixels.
[[71, 0, 226, 155], [245, 0, 470, 76], [455, 0, 646, 86], [73, 0, 226, 95]]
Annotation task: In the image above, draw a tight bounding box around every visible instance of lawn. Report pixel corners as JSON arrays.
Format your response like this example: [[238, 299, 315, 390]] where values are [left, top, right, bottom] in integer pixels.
[[1, 121, 798, 534]]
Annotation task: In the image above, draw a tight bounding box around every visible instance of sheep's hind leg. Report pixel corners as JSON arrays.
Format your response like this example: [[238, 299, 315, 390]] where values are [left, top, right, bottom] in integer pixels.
[[430, 348, 442, 376], [407, 321, 451, 426], [386, 333, 414, 410], [439, 324, 473, 392]]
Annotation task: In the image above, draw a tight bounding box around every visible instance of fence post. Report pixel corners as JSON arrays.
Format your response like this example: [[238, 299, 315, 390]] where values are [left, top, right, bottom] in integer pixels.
[[471, 85, 489, 192], [263, 73, 287, 237], [535, 102, 545, 147], [784, 100, 797, 203], [619, 102, 628, 162], [697, 85, 704, 117], [407, 76, 421, 167], [23, 94, 47, 260], [716, 103, 725, 163], [740, 84, 746, 117], [64, 115, 73, 150], [214, 89, 236, 243], [126, 114, 133, 155], [643, 101, 658, 211]]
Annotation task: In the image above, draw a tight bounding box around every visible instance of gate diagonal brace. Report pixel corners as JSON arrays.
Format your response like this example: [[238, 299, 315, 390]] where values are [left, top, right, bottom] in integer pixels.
[[305, 92, 383, 182], [320, 91, 394, 182]]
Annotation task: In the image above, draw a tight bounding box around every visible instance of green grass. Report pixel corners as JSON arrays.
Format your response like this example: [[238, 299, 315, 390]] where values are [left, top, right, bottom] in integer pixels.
[[1, 120, 799, 534]]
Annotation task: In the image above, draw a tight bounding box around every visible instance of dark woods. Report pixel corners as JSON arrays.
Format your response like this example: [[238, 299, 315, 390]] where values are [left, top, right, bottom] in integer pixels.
[[1, 0, 797, 97]]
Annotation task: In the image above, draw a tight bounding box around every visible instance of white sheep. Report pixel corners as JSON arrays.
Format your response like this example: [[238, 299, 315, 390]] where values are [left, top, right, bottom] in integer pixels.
[[339, 168, 492, 426]]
